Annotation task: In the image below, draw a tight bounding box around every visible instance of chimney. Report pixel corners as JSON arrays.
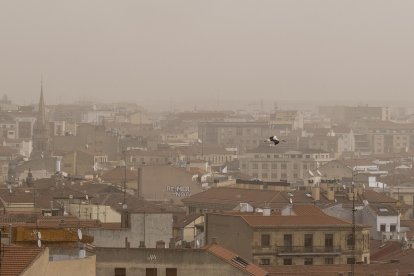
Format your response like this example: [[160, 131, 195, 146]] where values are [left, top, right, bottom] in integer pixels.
[[169, 238, 176, 249], [156, 240, 165, 248], [263, 207, 271, 216], [327, 186, 335, 201], [139, 241, 146, 248], [312, 186, 320, 201]]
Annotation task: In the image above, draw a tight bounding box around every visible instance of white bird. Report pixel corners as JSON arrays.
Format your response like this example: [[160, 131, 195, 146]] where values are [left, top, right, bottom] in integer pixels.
[[265, 136, 286, 146]]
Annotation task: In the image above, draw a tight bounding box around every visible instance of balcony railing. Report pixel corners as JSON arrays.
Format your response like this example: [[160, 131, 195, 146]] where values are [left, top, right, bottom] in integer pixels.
[[277, 246, 342, 255], [253, 246, 342, 255]]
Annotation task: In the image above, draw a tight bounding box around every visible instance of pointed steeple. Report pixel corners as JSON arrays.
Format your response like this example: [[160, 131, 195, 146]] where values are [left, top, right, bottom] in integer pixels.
[[37, 79, 46, 126], [31, 78, 50, 159]]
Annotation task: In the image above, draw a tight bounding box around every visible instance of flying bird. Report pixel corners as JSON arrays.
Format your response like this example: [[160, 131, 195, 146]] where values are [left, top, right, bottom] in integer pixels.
[[265, 136, 286, 146]]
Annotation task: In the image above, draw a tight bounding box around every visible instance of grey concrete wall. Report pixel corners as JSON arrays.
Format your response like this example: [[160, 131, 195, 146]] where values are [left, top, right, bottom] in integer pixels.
[[360, 206, 379, 239], [96, 247, 250, 276], [206, 213, 253, 261], [90, 213, 173, 248]]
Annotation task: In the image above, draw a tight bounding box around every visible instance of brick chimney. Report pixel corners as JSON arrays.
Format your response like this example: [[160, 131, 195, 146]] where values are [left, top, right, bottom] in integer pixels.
[[327, 186, 335, 201], [312, 186, 320, 201]]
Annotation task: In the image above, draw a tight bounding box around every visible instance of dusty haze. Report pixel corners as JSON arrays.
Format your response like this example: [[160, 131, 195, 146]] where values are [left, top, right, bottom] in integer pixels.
[[1, 0, 414, 109]]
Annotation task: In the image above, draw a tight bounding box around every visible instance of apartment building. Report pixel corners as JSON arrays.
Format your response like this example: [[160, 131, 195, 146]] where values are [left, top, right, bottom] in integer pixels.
[[239, 148, 332, 184], [205, 205, 371, 266], [198, 122, 272, 152]]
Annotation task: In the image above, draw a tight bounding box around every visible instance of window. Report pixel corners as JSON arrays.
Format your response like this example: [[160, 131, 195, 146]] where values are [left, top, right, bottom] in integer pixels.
[[261, 234, 270, 247], [281, 163, 287, 169], [347, 258, 355, 264], [261, 173, 268, 179], [283, 258, 292, 265], [166, 268, 177, 276], [347, 234, 354, 249], [390, 224, 396, 232], [325, 234, 333, 250], [283, 234, 292, 250], [114, 268, 126, 276], [252, 164, 258, 169], [325, 258, 334, 264], [146, 268, 157, 276], [380, 224, 386, 232], [261, 259, 270, 265], [271, 163, 277, 169], [304, 258, 313, 265], [304, 234, 313, 251], [262, 163, 268, 170]]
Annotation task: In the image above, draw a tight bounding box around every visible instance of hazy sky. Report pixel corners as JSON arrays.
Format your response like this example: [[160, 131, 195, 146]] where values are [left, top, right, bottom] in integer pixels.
[[1, 1, 414, 109]]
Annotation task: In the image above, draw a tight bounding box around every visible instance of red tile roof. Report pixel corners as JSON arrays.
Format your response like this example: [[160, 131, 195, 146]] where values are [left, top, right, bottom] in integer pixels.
[[205, 243, 268, 276], [227, 205, 363, 228], [182, 187, 282, 207], [0, 245, 43, 276], [240, 213, 353, 228], [265, 263, 414, 276]]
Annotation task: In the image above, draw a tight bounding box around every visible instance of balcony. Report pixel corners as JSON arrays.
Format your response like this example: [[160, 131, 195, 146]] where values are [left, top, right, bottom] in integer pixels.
[[277, 246, 342, 256], [253, 246, 342, 256]]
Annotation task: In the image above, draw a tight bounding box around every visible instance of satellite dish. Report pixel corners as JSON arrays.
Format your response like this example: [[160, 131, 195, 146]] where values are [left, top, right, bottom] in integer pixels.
[[37, 231, 42, 240], [122, 204, 128, 210], [77, 228, 83, 241], [37, 239, 42, 248]]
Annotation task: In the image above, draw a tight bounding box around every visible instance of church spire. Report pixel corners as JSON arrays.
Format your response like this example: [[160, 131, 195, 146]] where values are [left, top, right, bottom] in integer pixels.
[[31, 78, 50, 159], [37, 78, 46, 126]]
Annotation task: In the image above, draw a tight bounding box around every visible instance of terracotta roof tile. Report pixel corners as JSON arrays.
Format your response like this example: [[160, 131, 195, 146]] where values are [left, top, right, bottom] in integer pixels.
[[205, 243, 268, 276], [0, 245, 43, 276]]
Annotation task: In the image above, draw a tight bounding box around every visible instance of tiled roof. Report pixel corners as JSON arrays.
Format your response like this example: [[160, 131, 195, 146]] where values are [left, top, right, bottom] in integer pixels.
[[101, 167, 138, 181], [0, 245, 43, 276], [361, 190, 396, 204], [183, 188, 321, 210], [265, 263, 414, 276], [182, 187, 282, 207], [204, 243, 268, 276], [36, 216, 102, 228], [240, 212, 354, 228]]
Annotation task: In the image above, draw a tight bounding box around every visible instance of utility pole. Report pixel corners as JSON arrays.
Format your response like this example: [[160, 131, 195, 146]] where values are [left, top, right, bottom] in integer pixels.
[[123, 150, 127, 209], [351, 160, 357, 276]]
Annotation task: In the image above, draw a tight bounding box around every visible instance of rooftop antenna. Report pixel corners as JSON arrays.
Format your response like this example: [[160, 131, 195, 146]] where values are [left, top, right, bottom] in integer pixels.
[[37, 231, 42, 248]]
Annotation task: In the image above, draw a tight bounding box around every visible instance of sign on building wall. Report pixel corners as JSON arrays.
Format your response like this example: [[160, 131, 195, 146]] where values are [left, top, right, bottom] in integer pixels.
[[166, 185, 191, 197]]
